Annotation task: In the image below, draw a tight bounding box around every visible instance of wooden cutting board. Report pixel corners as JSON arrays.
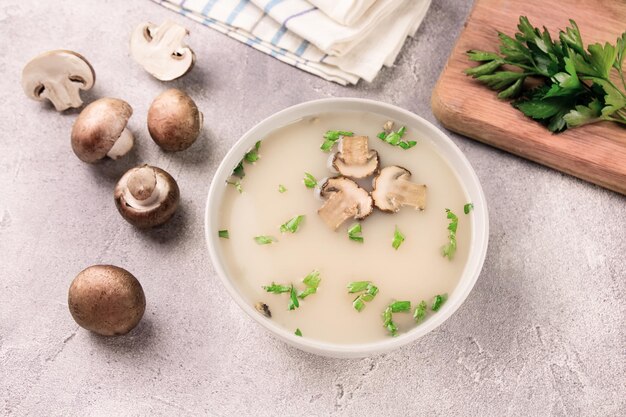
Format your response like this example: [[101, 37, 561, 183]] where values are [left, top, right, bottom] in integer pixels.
[[431, 0, 626, 195]]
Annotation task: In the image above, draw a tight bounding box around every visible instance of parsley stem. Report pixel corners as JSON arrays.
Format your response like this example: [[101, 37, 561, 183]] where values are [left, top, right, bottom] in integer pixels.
[[606, 116, 626, 125]]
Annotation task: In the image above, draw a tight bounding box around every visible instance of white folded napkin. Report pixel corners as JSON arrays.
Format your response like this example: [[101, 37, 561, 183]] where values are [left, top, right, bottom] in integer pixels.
[[153, 0, 431, 85], [308, 0, 377, 26]]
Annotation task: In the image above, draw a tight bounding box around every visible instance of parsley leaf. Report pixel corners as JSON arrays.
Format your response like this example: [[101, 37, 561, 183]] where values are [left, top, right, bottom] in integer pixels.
[[442, 209, 458, 260], [232, 141, 262, 178], [414, 300, 428, 323], [254, 235, 276, 245], [347, 281, 378, 312], [392, 226, 405, 250], [298, 270, 321, 299], [382, 301, 411, 336], [295, 328, 302, 336], [280, 215, 305, 233], [288, 285, 300, 310], [303, 173, 317, 188], [218, 230, 229, 239], [347, 223, 364, 243], [377, 126, 416, 150], [278, 184, 287, 193], [263, 283, 291, 294], [321, 130, 354, 152], [431, 294, 448, 312], [464, 203, 474, 214], [226, 180, 243, 193]]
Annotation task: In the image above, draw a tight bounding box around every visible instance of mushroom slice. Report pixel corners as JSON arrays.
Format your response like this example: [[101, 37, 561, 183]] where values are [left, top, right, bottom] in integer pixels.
[[21, 50, 95, 111], [114, 165, 180, 228], [71, 98, 134, 163], [371, 166, 427, 212], [318, 177, 373, 230], [130, 21, 195, 81], [332, 136, 380, 179]]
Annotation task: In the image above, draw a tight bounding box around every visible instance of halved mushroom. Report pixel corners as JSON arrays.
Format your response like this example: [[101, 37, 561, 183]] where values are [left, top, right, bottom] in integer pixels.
[[148, 89, 203, 151], [331, 136, 380, 179], [371, 166, 427, 212], [21, 50, 95, 111], [130, 21, 195, 81], [71, 98, 134, 163], [114, 164, 180, 228], [318, 177, 373, 230]]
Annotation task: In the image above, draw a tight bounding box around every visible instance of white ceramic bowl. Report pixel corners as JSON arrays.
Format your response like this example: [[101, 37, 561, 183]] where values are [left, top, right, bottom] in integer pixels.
[[205, 98, 489, 358]]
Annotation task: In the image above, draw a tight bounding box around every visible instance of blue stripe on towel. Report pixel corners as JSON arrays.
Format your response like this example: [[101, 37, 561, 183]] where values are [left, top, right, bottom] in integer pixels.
[[284, 7, 317, 26], [226, 0, 250, 24], [271, 25, 287, 45], [264, 0, 284, 13], [201, 0, 219, 15], [295, 40, 309, 56]]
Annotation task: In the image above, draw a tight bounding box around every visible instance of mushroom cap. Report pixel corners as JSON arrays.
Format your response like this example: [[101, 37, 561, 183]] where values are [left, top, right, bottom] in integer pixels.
[[332, 136, 380, 179], [130, 21, 195, 81], [114, 165, 180, 228], [71, 98, 133, 163], [68, 265, 145, 336], [147, 89, 202, 152], [22, 50, 95, 111], [318, 177, 373, 229], [371, 165, 427, 212]]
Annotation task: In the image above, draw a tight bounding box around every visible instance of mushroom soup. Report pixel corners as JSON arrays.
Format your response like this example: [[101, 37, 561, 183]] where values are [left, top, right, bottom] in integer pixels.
[[217, 111, 472, 344]]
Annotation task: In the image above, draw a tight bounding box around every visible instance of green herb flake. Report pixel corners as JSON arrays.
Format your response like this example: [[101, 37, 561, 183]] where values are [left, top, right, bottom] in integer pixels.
[[377, 125, 416, 150], [303, 173, 317, 188], [348, 281, 379, 312], [218, 230, 229, 239], [392, 226, 405, 250], [244, 141, 261, 163], [280, 215, 305, 233], [442, 209, 458, 260], [347, 281, 370, 293], [382, 300, 411, 336], [321, 130, 354, 152], [262, 283, 291, 294], [232, 161, 245, 178], [390, 300, 411, 313], [431, 294, 448, 312], [295, 328, 302, 337], [288, 285, 300, 310], [254, 235, 276, 245], [464, 203, 474, 214], [347, 223, 364, 243], [226, 180, 243, 193], [298, 270, 321, 299], [414, 300, 428, 323], [278, 184, 287, 193]]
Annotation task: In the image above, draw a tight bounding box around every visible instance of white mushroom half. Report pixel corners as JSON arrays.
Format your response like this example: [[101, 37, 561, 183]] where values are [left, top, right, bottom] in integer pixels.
[[318, 177, 373, 230], [130, 21, 195, 81], [331, 136, 380, 179], [371, 166, 427, 212], [21, 50, 95, 111]]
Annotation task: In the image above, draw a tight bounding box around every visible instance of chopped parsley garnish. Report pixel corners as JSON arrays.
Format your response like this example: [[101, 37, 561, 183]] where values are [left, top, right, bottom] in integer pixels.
[[295, 328, 302, 336], [392, 226, 405, 250], [232, 161, 245, 178], [413, 300, 428, 323], [297, 270, 321, 299], [377, 126, 416, 150], [347, 281, 379, 312], [278, 184, 287, 193], [280, 215, 305, 233], [226, 180, 243, 193], [254, 235, 277, 245], [321, 130, 354, 152], [442, 209, 458, 260], [232, 141, 262, 178], [303, 172, 317, 188], [218, 230, 229, 239], [431, 294, 448, 312], [382, 301, 411, 336], [347, 223, 364, 243], [262, 283, 291, 294], [288, 285, 300, 310], [464, 203, 474, 214]]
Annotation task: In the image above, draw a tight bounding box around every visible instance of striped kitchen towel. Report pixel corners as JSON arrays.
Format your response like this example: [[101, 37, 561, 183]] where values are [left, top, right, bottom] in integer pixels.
[[153, 0, 431, 85]]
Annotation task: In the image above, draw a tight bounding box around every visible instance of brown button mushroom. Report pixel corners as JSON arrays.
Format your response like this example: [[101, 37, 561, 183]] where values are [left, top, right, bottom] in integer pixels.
[[130, 21, 195, 81], [331, 136, 379, 179], [114, 164, 180, 228], [68, 265, 145, 336], [21, 50, 95, 111], [147, 89, 203, 152], [371, 166, 427, 212], [71, 98, 134, 163], [318, 177, 373, 230]]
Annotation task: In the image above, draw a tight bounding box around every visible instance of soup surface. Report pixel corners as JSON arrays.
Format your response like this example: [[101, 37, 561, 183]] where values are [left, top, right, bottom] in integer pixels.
[[217, 111, 471, 344]]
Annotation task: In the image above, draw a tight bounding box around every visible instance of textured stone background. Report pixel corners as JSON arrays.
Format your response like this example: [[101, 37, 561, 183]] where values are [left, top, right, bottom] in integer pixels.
[[1, 1, 624, 416]]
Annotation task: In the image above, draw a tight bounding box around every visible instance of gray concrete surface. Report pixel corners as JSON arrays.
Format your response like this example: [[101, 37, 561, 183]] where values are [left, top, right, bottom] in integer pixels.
[[1, 1, 624, 416]]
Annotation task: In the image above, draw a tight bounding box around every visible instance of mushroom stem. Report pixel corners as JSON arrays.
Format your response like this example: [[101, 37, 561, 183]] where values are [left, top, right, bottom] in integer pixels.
[[40, 81, 82, 111], [318, 191, 359, 230], [122, 170, 168, 210], [106, 128, 134, 160], [388, 180, 426, 210]]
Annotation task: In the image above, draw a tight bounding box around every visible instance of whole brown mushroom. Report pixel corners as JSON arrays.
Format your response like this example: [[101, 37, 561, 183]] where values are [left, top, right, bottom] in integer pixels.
[[114, 164, 180, 228], [147, 89, 202, 152], [71, 98, 134, 163], [68, 265, 146, 336]]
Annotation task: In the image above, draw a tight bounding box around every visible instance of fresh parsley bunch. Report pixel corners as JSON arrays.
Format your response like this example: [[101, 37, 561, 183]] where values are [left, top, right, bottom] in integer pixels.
[[465, 16, 626, 132]]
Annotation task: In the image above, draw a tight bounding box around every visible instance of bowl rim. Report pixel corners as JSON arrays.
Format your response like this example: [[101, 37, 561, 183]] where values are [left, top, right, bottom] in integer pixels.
[[205, 98, 489, 358]]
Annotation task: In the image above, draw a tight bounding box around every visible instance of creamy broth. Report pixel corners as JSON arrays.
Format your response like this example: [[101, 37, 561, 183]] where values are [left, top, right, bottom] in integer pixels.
[[217, 112, 471, 344]]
